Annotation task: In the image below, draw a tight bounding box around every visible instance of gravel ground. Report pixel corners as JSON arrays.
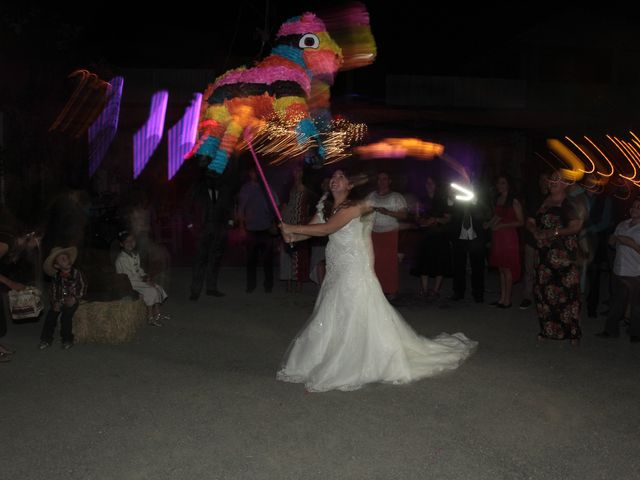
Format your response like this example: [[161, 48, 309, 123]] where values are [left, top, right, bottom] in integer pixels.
[[2, 266, 639, 480]]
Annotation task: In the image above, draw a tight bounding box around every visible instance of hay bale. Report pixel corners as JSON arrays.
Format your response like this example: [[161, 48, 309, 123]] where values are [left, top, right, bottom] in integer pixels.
[[73, 298, 146, 344]]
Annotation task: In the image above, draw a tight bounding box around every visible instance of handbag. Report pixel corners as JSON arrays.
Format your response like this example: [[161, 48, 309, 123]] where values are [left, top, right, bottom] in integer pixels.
[[8, 286, 44, 319]]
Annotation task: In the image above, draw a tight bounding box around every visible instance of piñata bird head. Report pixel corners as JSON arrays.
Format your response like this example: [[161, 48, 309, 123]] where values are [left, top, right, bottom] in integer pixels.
[[187, 5, 376, 176], [273, 13, 344, 84]]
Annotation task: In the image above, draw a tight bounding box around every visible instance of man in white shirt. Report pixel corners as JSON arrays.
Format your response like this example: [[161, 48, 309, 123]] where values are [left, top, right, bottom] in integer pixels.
[[596, 198, 640, 342], [366, 172, 408, 299]]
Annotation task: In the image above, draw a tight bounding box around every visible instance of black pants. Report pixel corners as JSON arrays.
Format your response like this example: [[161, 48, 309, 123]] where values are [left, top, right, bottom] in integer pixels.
[[40, 302, 78, 343], [586, 233, 609, 315], [604, 275, 640, 337], [452, 238, 485, 300], [190, 223, 227, 296], [246, 230, 274, 291]]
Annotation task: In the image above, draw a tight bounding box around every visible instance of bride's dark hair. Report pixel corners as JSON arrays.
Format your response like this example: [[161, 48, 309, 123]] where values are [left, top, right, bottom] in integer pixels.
[[322, 167, 372, 220]]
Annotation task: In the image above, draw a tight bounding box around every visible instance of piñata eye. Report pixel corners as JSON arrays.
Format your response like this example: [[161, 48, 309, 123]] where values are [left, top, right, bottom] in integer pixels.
[[299, 34, 319, 49]]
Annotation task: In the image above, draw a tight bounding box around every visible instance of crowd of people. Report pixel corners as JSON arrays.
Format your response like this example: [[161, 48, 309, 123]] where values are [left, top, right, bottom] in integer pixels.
[[1, 162, 639, 366], [230, 165, 639, 349], [268, 166, 639, 348], [0, 188, 173, 360]]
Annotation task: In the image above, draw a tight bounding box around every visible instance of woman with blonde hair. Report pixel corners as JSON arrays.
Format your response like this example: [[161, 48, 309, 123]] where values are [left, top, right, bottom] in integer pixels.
[[527, 171, 584, 345]]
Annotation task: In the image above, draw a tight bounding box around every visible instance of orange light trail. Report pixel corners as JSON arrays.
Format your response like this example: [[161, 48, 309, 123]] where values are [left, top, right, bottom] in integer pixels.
[[607, 135, 637, 180], [547, 139, 584, 181], [50, 69, 110, 138], [620, 140, 640, 188], [355, 138, 444, 159], [565, 136, 595, 173], [584, 136, 614, 177]]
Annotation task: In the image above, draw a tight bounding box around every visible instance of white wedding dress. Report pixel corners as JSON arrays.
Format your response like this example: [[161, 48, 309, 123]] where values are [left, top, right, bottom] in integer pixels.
[[276, 208, 478, 392]]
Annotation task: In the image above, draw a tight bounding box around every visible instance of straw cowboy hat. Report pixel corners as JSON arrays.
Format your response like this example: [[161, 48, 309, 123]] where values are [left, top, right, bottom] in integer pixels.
[[43, 246, 78, 277]]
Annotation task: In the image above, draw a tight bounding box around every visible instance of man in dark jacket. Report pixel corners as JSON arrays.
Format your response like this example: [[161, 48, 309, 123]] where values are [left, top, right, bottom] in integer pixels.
[[187, 171, 235, 300], [447, 182, 490, 303]]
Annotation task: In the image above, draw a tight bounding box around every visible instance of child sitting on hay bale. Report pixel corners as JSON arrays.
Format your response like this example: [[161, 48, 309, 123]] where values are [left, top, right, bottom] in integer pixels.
[[115, 231, 168, 327], [39, 246, 87, 350]]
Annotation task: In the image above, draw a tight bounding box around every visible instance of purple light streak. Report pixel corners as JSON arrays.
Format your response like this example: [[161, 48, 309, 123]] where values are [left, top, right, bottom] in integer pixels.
[[167, 93, 202, 180], [88, 76, 124, 177], [133, 90, 168, 179]]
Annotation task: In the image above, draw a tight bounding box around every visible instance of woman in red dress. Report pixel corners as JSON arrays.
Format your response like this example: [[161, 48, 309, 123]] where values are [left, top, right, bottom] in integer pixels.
[[487, 176, 524, 308]]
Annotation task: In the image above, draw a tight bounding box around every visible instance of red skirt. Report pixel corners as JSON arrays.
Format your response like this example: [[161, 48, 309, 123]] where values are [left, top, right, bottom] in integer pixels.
[[489, 228, 521, 282], [372, 230, 399, 295]]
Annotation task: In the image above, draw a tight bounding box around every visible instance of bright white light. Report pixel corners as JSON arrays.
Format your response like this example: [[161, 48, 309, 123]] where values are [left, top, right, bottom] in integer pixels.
[[451, 182, 475, 202]]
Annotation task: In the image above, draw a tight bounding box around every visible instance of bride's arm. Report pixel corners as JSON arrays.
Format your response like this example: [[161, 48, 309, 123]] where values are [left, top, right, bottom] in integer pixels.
[[282, 205, 361, 238], [361, 199, 375, 216]]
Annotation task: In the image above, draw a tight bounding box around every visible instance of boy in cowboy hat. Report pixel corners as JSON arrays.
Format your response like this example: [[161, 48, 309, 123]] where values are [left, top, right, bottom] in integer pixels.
[[39, 246, 87, 350]]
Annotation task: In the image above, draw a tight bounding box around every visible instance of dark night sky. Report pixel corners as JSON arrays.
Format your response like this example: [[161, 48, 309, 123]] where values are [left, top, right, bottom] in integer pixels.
[[3, 1, 586, 74], [1, 2, 638, 212], [96, 2, 556, 72], [3, 2, 637, 115]]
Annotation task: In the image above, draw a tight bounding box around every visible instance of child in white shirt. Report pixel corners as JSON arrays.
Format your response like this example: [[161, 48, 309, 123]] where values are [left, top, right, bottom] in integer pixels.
[[115, 231, 168, 326]]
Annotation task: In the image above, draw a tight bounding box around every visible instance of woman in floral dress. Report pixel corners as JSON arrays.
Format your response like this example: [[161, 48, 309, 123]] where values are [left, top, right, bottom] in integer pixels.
[[526, 171, 585, 345]]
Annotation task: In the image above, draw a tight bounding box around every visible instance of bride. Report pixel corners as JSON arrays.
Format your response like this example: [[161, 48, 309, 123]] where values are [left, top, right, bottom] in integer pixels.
[[277, 169, 477, 392]]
